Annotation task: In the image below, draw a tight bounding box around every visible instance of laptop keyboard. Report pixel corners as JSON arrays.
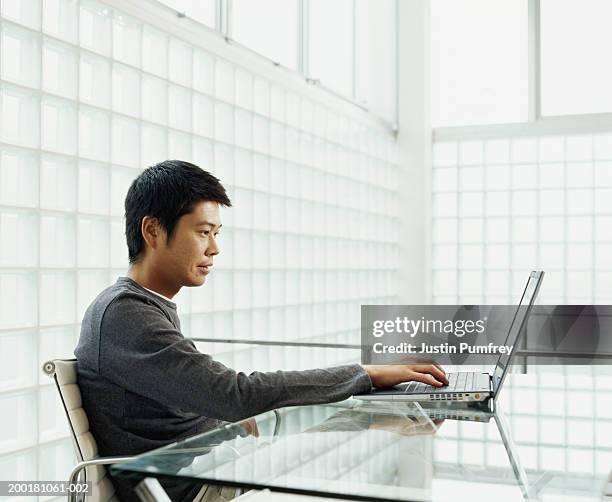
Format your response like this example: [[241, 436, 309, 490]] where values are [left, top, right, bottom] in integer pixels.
[[400, 372, 481, 394]]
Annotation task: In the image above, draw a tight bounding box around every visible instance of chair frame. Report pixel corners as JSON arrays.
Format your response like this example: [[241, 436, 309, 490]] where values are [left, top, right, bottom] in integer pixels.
[[44, 359, 134, 502]]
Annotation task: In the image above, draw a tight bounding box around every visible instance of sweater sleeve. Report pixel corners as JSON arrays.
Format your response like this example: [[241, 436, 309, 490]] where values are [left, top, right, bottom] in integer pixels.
[[99, 294, 373, 422]]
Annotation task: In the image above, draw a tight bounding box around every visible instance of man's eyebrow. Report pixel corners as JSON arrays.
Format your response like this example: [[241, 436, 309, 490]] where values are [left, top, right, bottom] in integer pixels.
[[196, 221, 222, 228]]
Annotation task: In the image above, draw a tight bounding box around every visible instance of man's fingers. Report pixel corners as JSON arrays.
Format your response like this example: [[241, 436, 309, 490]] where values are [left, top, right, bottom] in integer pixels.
[[412, 364, 448, 384], [432, 362, 446, 375], [365, 364, 449, 388], [409, 371, 444, 387], [428, 364, 449, 384]]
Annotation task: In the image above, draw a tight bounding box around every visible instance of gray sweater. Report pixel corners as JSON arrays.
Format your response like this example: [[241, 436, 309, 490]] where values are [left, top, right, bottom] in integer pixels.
[[74, 277, 372, 460]]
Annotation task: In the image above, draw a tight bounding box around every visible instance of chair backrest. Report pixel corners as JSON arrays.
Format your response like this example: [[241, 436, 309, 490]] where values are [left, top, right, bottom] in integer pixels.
[[43, 359, 119, 502]]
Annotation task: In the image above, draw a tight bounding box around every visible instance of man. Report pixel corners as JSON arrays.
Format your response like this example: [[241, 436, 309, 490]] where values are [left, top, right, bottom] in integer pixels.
[[75, 160, 447, 501]]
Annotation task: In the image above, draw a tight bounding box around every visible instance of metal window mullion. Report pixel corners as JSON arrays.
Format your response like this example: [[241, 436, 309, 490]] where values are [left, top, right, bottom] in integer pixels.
[[351, 0, 357, 100], [394, 0, 399, 131], [297, 0, 305, 75], [528, 0, 541, 123], [218, 0, 226, 37], [225, 0, 233, 40], [215, 0, 223, 33], [302, 0, 310, 78]]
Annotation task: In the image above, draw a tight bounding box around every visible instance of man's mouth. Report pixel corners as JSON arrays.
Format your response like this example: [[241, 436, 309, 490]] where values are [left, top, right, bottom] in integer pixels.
[[198, 264, 212, 274]]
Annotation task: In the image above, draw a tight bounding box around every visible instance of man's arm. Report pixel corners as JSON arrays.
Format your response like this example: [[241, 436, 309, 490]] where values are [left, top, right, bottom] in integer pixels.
[[98, 295, 372, 422], [98, 295, 448, 423]]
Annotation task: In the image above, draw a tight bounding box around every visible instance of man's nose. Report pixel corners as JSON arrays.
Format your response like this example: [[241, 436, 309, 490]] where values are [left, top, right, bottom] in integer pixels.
[[206, 236, 220, 256]]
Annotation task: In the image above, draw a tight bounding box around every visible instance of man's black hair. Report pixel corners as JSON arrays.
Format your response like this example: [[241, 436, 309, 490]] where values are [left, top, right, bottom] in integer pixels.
[[125, 160, 231, 264]]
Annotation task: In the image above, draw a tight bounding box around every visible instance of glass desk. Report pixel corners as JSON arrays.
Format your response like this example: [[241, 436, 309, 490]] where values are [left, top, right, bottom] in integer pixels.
[[111, 375, 611, 502]]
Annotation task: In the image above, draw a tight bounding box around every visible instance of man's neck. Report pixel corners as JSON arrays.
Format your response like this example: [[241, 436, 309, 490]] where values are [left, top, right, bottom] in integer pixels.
[[141, 285, 174, 303], [127, 265, 180, 300]]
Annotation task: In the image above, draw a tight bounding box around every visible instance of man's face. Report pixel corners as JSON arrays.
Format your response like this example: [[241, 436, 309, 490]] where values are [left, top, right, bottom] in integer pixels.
[[155, 201, 222, 288]]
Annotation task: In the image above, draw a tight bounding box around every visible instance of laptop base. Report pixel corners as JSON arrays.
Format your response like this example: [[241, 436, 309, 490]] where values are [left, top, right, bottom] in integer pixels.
[[356, 371, 492, 403]]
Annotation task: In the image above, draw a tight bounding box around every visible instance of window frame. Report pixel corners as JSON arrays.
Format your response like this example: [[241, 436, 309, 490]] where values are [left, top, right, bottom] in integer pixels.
[[434, 0, 612, 139]]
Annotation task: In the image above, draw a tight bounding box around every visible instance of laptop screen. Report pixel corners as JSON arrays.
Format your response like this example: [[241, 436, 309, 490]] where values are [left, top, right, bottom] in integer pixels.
[[491, 271, 544, 396]]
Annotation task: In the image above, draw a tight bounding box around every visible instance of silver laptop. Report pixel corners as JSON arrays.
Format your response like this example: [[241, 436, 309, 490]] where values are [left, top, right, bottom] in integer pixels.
[[356, 271, 544, 403]]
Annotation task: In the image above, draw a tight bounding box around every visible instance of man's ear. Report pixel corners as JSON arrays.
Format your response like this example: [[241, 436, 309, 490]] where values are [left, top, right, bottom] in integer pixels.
[[141, 216, 162, 250]]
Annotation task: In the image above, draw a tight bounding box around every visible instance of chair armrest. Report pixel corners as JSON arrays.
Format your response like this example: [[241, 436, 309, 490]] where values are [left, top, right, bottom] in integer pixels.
[[68, 456, 133, 502], [69, 455, 133, 484]]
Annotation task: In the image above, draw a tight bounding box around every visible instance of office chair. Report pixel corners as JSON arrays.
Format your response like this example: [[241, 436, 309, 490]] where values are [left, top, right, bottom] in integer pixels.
[[43, 359, 281, 502], [43, 359, 171, 502]]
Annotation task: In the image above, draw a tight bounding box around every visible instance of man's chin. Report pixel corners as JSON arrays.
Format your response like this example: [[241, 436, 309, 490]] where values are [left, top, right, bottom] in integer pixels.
[[181, 275, 206, 288], [192, 275, 207, 286]]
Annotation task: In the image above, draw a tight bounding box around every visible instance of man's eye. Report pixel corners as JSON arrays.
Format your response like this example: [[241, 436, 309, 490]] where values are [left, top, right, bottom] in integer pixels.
[[200, 231, 210, 236]]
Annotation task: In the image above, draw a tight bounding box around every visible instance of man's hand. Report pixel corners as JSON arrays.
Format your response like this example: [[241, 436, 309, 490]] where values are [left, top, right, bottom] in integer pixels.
[[362, 364, 448, 389]]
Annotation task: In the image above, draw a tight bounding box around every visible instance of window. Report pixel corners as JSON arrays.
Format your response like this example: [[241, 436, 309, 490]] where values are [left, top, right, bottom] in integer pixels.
[[430, 0, 528, 127], [540, 0, 612, 116], [229, 0, 398, 123], [232, 0, 299, 70], [308, 0, 354, 97], [354, 0, 397, 124]]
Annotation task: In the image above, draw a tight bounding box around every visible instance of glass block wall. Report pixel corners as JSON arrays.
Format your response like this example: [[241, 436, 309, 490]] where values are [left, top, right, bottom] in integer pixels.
[[433, 368, 612, 486], [0, 0, 401, 490], [431, 133, 612, 305], [431, 133, 612, 482]]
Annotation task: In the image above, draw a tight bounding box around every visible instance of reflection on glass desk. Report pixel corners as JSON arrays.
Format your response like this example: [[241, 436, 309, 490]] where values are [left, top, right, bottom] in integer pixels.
[[111, 373, 611, 502]]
